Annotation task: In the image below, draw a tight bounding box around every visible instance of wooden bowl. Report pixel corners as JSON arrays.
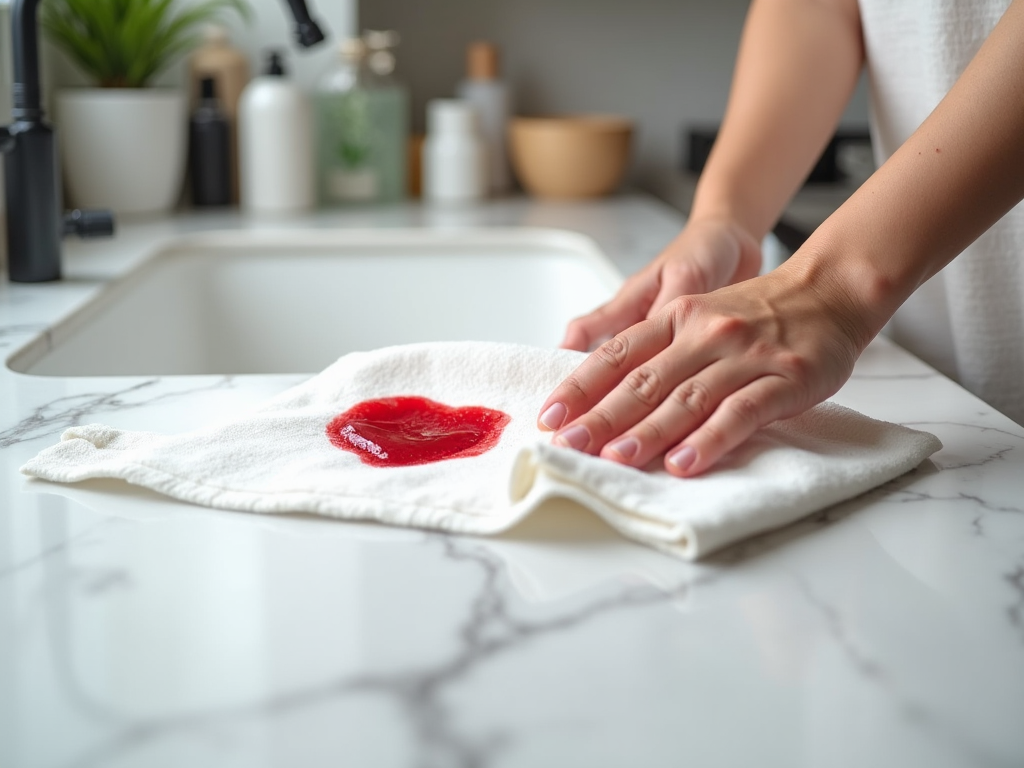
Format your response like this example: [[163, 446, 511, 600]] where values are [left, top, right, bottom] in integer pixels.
[[508, 115, 634, 199]]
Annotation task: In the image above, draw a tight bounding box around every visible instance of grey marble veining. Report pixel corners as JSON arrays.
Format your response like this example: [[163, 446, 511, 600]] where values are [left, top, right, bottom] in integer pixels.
[[53, 534, 710, 768], [0, 323, 48, 348], [0, 377, 241, 450], [2, 196, 1023, 768]]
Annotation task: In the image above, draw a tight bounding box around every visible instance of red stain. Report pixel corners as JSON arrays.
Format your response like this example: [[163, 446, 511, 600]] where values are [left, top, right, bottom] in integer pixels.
[[326, 396, 511, 467]]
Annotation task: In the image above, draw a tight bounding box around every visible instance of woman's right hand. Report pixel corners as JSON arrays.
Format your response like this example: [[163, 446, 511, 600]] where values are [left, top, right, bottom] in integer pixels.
[[560, 217, 765, 352]]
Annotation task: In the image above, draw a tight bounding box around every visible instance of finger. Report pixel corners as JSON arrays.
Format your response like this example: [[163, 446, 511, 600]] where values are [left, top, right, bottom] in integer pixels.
[[538, 315, 673, 435], [663, 375, 797, 477], [576, 345, 736, 459], [600, 360, 758, 467], [560, 274, 659, 352]]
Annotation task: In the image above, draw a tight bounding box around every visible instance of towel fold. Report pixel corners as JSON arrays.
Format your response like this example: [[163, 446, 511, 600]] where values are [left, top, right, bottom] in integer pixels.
[[20, 342, 941, 560]]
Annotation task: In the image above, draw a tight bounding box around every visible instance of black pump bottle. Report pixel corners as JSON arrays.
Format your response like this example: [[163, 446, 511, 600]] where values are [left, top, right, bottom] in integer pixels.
[[189, 77, 232, 207]]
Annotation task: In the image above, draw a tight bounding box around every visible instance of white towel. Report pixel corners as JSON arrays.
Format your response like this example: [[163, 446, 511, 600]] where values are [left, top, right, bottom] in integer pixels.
[[20, 342, 942, 560]]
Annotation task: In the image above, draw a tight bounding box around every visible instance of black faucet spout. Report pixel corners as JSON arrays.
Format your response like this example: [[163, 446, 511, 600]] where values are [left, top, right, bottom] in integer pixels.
[[10, 0, 44, 120], [282, 0, 327, 48]]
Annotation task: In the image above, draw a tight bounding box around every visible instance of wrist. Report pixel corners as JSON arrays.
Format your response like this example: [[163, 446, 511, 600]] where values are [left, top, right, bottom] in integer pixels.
[[779, 227, 908, 352], [689, 170, 779, 241], [683, 207, 761, 254], [688, 196, 757, 239]]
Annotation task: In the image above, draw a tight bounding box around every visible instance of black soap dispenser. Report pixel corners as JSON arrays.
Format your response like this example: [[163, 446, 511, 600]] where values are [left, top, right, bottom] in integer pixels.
[[189, 77, 232, 207]]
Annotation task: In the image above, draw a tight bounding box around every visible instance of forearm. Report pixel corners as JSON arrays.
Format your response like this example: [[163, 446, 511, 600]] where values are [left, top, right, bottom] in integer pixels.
[[691, 0, 865, 240], [544, 0, 1024, 478], [789, 0, 1024, 340]]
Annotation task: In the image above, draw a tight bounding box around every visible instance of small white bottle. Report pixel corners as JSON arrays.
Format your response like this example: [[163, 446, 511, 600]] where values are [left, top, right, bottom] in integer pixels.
[[423, 99, 487, 203], [238, 51, 315, 213], [456, 41, 511, 194]]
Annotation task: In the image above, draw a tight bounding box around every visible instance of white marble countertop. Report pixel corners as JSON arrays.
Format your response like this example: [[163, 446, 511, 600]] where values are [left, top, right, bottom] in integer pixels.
[[2, 195, 1023, 768]]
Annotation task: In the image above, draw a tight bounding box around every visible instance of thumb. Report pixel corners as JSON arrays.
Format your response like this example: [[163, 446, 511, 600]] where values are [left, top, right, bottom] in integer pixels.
[[561, 273, 658, 351], [646, 224, 763, 316]]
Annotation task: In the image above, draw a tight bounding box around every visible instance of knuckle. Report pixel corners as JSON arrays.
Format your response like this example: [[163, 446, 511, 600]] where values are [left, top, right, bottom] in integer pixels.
[[587, 406, 617, 436], [665, 295, 697, 326], [594, 335, 629, 370], [670, 379, 713, 419], [636, 417, 669, 445], [706, 315, 747, 344], [695, 419, 729, 453], [774, 351, 811, 382], [623, 366, 662, 407], [724, 393, 762, 428], [560, 373, 590, 402], [746, 337, 775, 359]]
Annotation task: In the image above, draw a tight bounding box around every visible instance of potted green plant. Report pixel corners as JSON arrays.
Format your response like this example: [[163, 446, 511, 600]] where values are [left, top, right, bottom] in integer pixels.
[[42, 0, 251, 214]]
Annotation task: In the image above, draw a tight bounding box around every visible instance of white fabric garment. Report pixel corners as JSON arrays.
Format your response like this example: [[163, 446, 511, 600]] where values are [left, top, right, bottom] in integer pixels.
[[860, 0, 1024, 424], [21, 342, 941, 560]]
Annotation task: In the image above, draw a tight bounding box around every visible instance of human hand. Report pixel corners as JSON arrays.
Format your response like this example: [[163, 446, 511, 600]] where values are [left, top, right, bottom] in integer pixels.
[[538, 262, 872, 477], [560, 217, 764, 352]]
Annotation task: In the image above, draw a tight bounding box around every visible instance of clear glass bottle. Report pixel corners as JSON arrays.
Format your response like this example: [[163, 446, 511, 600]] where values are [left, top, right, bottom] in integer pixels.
[[363, 30, 410, 203], [315, 33, 410, 205], [315, 38, 378, 204]]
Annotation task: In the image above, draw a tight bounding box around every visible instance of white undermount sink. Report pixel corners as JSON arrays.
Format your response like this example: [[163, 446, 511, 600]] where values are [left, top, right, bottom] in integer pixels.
[[7, 228, 623, 376]]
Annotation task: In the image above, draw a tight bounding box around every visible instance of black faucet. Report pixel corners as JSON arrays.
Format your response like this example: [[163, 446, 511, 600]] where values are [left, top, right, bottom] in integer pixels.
[[0, 0, 325, 284], [1, 0, 114, 283], [282, 0, 328, 48]]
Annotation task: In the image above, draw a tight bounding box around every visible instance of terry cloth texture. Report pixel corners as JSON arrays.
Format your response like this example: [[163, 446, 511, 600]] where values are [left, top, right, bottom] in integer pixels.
[[21, 342, 941, 560]]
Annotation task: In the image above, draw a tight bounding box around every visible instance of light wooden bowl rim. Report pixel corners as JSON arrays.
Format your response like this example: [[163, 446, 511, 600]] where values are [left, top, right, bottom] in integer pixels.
[[510, 114, 634, 133]]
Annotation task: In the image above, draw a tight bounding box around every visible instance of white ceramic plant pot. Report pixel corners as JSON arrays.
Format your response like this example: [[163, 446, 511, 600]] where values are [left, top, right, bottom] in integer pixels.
[[56, 88, 187, 215]]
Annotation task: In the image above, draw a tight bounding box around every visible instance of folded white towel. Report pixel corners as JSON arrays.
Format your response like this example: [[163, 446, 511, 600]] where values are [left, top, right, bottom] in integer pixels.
[[20, 342, 942, 560]]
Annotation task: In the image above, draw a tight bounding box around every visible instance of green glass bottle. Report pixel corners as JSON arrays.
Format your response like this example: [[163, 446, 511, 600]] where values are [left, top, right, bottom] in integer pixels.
[[315, 34, 409, 205], [363, 30, 410, 203]]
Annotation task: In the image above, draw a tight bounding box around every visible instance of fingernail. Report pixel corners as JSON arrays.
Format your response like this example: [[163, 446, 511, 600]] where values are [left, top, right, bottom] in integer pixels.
[[554, 424, 591, 451], [539, 402, 568, 430], [667, 446, 696, 472], [607, 436, 640, 461]]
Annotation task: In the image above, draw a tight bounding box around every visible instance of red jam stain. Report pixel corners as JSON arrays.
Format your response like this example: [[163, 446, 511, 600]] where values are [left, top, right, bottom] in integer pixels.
[[326, 396, 511, 467]]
